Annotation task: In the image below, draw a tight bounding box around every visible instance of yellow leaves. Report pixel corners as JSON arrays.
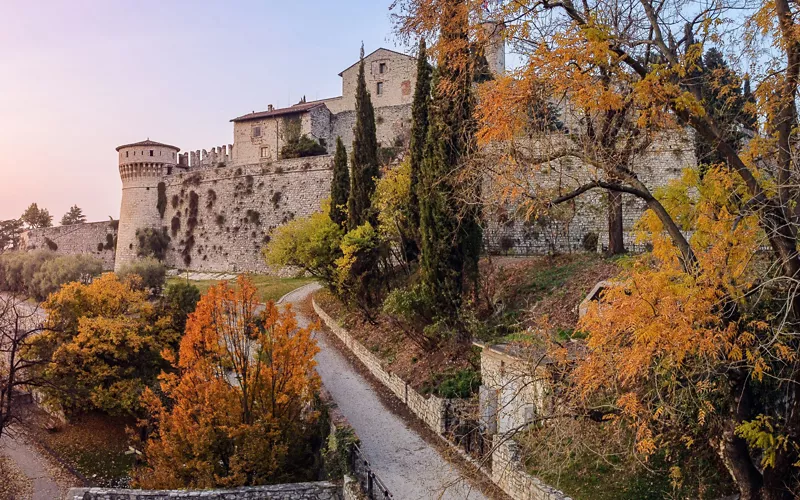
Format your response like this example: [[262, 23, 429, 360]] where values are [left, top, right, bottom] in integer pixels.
[[736, 415, 791, 469], [673, 91, 706, 118]]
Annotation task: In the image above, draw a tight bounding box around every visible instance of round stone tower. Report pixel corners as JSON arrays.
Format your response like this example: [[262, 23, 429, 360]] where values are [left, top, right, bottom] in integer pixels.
[[114, 139, 180, 272]]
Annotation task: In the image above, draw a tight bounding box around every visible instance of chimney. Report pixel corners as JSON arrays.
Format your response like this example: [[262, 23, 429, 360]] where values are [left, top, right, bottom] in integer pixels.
[[267, 104, 274, 111]]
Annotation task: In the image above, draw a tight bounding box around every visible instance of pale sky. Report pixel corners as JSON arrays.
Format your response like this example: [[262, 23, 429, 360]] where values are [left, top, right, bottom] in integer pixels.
[[0, 1, 403, 222]]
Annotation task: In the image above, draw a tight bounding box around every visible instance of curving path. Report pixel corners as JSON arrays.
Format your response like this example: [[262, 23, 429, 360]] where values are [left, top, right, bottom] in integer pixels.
[[0, 429, 68, 500], [280, 283, 488, 500]]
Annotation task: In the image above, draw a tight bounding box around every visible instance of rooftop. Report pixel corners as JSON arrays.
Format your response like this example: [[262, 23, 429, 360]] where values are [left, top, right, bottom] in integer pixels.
[[230, 102, 327, 123], [116, 139, 180, 152]]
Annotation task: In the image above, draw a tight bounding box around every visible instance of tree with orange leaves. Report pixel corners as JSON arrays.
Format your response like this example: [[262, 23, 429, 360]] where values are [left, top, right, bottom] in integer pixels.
[[394, 0, 800, 497], [133, 276, 321, 489]]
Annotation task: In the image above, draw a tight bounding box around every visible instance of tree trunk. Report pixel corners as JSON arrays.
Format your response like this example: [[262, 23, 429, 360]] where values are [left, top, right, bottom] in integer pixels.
[[607, 189, 625, 255], [716, 376, 764, 500]]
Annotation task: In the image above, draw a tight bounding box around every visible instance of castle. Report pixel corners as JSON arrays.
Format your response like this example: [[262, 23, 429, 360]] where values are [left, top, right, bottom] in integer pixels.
[[22, 35, 694, 274]]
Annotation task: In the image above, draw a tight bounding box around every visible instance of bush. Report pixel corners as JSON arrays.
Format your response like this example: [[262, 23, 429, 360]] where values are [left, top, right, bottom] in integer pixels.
[[160, 281, 201, 334], [136, 227, 171, 261], [29, 254, 103, 300], [118, 258, 167, 295], [382, 283, 433, 326], [0, 250, 56, 294], [280, 135, 327, 159], [264, 201, 343, 283], [582, 231, 599, 252], [422, 368, 481, 398]]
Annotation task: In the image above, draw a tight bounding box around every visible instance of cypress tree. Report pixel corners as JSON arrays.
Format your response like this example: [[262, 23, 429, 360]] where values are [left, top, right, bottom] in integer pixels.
[[419, 0, 482, 335], [694, 48, 747, 171], [408, 38, 432, 252], [347, 45, 380, 231], [330, 137, 349, 227]]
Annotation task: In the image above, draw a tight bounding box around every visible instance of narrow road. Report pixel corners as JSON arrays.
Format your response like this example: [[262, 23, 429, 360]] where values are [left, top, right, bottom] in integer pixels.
[[0, 430, 67, 500], [280, 283, 488, 500]]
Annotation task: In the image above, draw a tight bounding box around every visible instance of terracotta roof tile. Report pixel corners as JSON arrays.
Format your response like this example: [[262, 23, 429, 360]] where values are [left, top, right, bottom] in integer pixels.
[[230, 102, 327, 123]]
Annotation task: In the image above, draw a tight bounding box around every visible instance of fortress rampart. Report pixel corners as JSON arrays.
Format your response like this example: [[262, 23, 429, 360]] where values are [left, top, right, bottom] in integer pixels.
[[115, 154, 333, 273], [22, 221, 119, 270]]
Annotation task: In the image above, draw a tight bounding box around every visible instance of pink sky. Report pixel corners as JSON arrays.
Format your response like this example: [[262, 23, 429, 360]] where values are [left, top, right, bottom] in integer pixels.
[[0, 1, 400, 223]]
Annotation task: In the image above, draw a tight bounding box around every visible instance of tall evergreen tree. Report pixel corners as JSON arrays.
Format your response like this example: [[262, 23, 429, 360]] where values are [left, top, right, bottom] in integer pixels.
[[419, 0, 482, 335], [330, 137, 349, 227], [347, 45, 380, 231], [742, 75, 758, 131], [60, 205, 87, 226], [407, 38, 433, 260], [694, 48, 747, 170]]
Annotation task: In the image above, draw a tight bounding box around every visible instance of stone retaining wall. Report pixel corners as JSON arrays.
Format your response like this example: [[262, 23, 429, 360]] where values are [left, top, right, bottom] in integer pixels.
[[65, 482, 342, 500], [312, 297, 448, 434]]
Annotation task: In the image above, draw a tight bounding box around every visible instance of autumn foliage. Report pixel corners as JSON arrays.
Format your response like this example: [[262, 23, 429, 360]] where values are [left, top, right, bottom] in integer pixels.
[[32, 273, 176, 416], [134, 276, 321, 489]]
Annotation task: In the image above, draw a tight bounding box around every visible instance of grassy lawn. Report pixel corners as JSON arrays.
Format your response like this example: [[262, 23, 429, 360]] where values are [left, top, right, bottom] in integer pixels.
[[166, 274, 314, 303]]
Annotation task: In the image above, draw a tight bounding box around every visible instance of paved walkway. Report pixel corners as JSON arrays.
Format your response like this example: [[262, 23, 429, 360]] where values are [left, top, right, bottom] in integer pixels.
[[280, 283, 488, 500], [0, 429, 67, 500]]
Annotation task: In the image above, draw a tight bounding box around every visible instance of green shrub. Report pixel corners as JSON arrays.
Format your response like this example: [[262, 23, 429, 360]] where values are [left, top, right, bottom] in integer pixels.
[[135, 227, 170, 261], [117, 257, 167, 295], [382, 283, 433, 325], [0, 250, 56, 294], [264, 200, 343, 284], [280, 135, 327, 159], [160, 281, 201, 333], [422, 368, 481, 398], [29, 254, 103, 300]]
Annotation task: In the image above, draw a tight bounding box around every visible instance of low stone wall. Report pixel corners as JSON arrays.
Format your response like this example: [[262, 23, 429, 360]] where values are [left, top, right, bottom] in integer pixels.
[[492, 437, 572, 500], [312, 296, 570, 500], [312, 297, 448, 434], [22, 221, 118, 270], [65, 482, 342, 500]]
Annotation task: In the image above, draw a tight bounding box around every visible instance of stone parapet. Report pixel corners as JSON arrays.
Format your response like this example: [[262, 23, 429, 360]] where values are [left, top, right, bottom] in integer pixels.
[[65, 482, 342, 500]]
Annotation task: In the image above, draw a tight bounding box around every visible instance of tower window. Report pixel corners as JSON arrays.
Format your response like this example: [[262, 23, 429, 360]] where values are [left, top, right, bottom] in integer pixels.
[[149, 150, 154, 157], [260, 146, 270, 158], [376, 82, 384, 95], [252, 126, 262, 138], [379, 62, 386, 74], [126, 151, 129, 157]]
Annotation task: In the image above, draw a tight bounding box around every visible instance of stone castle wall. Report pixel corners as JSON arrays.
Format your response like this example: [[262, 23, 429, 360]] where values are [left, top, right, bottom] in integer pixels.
[[22, 221, 118, 270], [483, 132, 695, 254], [116, 155, 333, 273], [331, 104, 412, 151]]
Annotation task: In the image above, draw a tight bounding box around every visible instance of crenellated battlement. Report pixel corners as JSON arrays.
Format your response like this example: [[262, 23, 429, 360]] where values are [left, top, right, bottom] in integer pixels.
[[187, 144, 234, 169]]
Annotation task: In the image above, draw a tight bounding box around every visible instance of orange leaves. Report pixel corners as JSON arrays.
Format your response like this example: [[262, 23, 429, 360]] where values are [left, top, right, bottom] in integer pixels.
[[135, 276, 321, 489]]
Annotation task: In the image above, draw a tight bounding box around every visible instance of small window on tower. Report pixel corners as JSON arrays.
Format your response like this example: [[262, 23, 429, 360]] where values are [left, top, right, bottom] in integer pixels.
[[149, 150, 154, 157], [379, 62, 386, 74], [126, 151, 129, 158], [376, 82, 384, 95], [252, 126, 262, 138], [260, 146, 270, 158]]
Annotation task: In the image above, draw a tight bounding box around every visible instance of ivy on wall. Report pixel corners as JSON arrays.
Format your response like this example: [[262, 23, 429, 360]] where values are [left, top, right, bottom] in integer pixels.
[[157, 182, 167, 218]]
